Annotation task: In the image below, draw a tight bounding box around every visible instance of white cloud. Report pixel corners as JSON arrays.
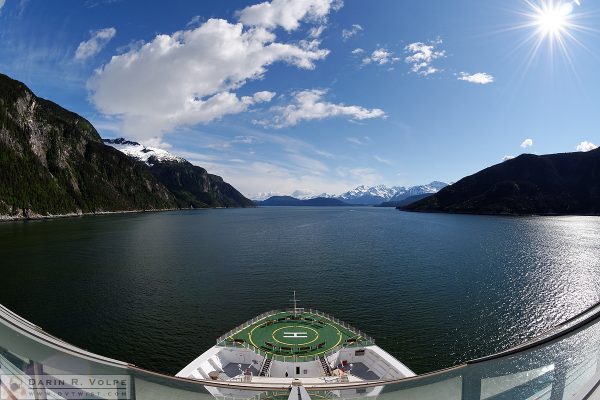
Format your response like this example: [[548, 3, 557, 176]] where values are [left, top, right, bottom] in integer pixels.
[[342, 24, 363, 40], [374, 155, 392, 165], [251, 91, 277, 103], [182, 151, 351, 199], [308, 25, 326, 38], [336, 167, 382, 186], [362, 48, 399, 66], [264, 89, 385, 128], [167, 127, 391, 198], [404, 38, 446, 76], [237, 0, 341, 31], [351, 48, 364, 54], [75, 27, 116, 61], [520, 138, 533, 148], [502, 155, 515, 162], [187, 15, 203, 27], [0, 0, 5, 10], [232, 135, 258, 144], [576, 141, 598, 152], [458, 72, 494, 85], [346, 136, 371, 146], [88, 6, 334, 141]]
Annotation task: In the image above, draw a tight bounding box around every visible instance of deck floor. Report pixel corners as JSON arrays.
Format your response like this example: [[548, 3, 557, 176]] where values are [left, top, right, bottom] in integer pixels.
[[337, 362, 379, 380], [222, 363, 259, 378], [221, 311, 367, 361]]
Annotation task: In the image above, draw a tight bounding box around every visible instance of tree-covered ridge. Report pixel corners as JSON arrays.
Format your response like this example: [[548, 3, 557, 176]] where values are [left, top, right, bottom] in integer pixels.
[[0, 73, 252, 219], [0, 73, 176, 217], [402, 149, 600, 215]]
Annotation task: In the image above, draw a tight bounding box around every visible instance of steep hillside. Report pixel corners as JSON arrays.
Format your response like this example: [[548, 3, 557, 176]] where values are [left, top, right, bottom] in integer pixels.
[[104, 139, 254, 208], [402, 150, 600, 215], [0, 73, 175, 219]]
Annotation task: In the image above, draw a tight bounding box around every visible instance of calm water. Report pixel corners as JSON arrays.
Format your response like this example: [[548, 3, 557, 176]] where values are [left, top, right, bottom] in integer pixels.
[[0, 208, 599, 375]]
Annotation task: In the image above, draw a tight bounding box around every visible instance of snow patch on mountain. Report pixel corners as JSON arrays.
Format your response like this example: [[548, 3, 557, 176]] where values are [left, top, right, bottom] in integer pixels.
[[251, 182, 449, 204], [103, 138, 186, 166], [338, 185, 403, 201], [323, 182, 449, 205], [251, 191, 287, 201]]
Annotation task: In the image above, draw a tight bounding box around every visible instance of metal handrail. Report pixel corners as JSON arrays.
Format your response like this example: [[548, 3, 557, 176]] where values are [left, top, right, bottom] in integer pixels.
[[2, 299, 600, 392], [215, 308, 375, 362], [468, 300, 600, 364]]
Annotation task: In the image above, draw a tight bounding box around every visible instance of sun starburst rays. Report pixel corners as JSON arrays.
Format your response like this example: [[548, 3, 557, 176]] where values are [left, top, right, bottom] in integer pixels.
[[503, 0, 597, 80]]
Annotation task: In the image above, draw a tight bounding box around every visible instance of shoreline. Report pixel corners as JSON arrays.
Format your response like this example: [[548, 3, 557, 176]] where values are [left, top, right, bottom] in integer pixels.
[[397, 208, 600, 217], [0, 207, 221, 223]]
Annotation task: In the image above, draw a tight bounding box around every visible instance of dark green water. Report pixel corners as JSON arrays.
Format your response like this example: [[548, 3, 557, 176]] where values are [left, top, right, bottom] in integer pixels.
[[0, 208, 599, 375]]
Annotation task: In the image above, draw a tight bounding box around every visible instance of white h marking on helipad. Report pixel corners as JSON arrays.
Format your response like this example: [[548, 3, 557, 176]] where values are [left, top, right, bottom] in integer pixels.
[[283, 332, 308, 338]]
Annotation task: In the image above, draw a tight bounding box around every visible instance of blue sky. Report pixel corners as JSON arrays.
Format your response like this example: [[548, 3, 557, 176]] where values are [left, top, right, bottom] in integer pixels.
[[1, 0, 599, 198]]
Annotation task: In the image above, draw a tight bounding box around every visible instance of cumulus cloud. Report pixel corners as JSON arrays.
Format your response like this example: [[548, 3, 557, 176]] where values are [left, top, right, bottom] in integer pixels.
[[520, 138, 533, 148], [263, 89, 385, 128], [342, 23, 363, 40], [88, 3, 336, 140], [75, 27, 116, 61], [237, 0, 341, 31], [502, 155, 515, 162], [576, 141, 598, 152], [308, 24, 326, 38], [187, 15, 203, 27], [0, 0, 5, 10], [458, 72, 494, 85], [362, 48, 399, 66], [351, 48, 364, 54], [404, 38, 445, 76]]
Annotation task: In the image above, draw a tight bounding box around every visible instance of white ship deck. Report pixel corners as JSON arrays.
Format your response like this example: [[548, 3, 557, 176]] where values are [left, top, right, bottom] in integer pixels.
[[176, 308, 415, 389]]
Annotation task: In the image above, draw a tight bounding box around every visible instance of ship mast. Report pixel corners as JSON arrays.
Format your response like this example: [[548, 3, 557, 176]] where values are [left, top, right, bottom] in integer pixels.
[[291, 291, 299, 316]]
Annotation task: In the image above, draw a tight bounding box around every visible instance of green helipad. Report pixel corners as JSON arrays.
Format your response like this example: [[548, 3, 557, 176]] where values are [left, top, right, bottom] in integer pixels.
[[219, 310, 373, 361]]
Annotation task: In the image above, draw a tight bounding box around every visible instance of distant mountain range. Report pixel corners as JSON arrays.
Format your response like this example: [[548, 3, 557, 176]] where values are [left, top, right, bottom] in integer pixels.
[[402, 149, 600, 215], [0, 72, 252, 220], [252, 182, 448, 206], [255, 196, 350, 207]]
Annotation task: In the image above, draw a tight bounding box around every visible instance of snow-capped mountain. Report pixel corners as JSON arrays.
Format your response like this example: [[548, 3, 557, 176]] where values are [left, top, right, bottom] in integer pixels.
[[251, 191, 286, 201], [336, 185, 404, 205], [389, 181, 449, 202], [102, 138, 253, 208], [103, 138, 186, 166], [252, 182, 449, 205], [325, 182, 449, 205], [251, 191, 332, 201]]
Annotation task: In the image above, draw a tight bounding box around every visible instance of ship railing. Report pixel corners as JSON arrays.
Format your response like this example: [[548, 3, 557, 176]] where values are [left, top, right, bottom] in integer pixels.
[[217, 308, 375, 346], [216, 308, 375, 362], [218, 338, 372, 364], [216, 309, 282, 344], [4, 300, 600, 399], [301, 308, 375, 344]]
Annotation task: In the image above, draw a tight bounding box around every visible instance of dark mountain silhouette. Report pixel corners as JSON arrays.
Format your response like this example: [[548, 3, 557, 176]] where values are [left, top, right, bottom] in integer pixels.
[[401, 149, 600, 215], [377, 193, 434, 207]]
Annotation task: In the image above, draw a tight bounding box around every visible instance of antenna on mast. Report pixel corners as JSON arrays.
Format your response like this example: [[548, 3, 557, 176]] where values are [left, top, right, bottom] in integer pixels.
[[290, 291, 299, 316]]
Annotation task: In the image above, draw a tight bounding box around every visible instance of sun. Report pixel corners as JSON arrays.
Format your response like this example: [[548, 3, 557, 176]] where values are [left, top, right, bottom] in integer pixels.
[[511, 0, 590, 69], [530, 1, 574, 39]]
